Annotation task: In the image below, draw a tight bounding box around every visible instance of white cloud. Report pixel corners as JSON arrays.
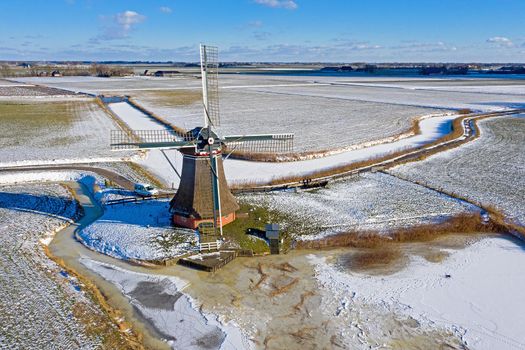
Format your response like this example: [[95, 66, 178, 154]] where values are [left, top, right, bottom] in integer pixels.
[[254, 0, 298, 10], [160, 6, 172, 14], [115, 11, 146, 33], [487, 36, 514, 47], [98, 10, 146, 40]]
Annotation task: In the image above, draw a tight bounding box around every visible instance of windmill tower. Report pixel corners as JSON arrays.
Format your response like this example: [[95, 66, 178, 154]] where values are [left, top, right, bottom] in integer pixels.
[[111, 44, 294, 242]]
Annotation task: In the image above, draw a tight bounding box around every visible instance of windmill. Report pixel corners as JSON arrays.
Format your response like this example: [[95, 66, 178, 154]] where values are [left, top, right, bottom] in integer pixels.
[[110, 44, 294, 243]]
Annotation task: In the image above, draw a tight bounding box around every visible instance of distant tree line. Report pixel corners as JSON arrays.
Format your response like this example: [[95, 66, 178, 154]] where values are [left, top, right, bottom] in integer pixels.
[[420, 65, 469, 75], [0, 63, 133, 78]]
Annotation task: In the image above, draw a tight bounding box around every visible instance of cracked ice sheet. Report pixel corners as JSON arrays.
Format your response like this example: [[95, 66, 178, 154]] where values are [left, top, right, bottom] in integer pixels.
[[81, 258, 253, 350], [308, 236, 525, 350]]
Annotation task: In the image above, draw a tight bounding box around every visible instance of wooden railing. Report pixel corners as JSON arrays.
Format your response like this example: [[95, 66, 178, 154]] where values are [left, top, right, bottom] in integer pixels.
[[105, 192, 174, 206], [193, 241, 221, 252]]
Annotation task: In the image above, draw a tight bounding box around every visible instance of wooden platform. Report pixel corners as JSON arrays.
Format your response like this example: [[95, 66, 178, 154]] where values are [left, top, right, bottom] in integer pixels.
[[178, 250, 238, 272]]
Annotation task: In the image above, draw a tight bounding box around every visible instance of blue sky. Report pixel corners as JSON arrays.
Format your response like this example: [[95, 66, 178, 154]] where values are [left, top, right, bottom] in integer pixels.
[[1, 0, 524, 62]]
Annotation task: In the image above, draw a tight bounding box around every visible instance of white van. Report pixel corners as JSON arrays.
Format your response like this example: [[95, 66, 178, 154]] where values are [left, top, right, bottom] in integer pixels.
[[134, 183, 159, 197]]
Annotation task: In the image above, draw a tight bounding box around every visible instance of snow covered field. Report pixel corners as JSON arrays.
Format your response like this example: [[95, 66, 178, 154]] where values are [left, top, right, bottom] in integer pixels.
[[134, 89, 446, 152], [342, 78, 525, 95], [0, 100, 131, 165], [81, 258, 253, 350], [13, 75, 318, 94], [14, 75, 525, 155], [240, 172, 478, 240], [79, 199, 197, 261], [0, 85, 77, 97], [309, 235, 525, 350], [251, 82, 525, 112], [0, 183, 118, 348], [390, 115, 525, 227], [224, 112, 458, 184], [103, 97, 458, 186]]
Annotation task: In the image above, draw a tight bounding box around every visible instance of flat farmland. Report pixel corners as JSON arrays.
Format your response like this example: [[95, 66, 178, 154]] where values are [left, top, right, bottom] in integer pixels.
[[339, 78, 525, 95], [11, 75, 525, 154], [134, 89, 445, 152], [14, 75, 300, 94], [390, 115, 525, 226], [0, 100, 128, 164], [248, 82, 525, 111], [0, 85, 76, 97]]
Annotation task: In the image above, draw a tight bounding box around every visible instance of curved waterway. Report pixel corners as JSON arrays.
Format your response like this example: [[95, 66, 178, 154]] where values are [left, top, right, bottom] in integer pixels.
[[49, 182, 173, 350], [49, 181, 251, 350]]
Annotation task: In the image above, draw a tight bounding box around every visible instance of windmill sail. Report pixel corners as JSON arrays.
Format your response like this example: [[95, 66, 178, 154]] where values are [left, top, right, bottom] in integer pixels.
[[110, 129, 195, 150], [200, 44, 220, 127], [222, 133, 294, 153]]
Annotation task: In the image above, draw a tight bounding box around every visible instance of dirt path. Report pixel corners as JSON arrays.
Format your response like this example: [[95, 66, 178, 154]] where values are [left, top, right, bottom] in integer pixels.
[[0, 164, 135, 189]]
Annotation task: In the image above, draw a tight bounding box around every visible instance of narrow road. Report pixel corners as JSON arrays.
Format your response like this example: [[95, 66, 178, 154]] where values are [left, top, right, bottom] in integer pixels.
[[0, 165, 134, 190]]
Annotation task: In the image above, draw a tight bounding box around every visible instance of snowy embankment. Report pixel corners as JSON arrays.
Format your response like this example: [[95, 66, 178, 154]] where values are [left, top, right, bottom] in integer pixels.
[[390, 115, 525, 227], [241, 172, 478, 240], [81, 258, 253, 350], [224, 113, 457, 184], [78, 199, 197, 261], [0, 170, 103, 186], [309, 236, 525, 350], [107, 101, 182, 188]]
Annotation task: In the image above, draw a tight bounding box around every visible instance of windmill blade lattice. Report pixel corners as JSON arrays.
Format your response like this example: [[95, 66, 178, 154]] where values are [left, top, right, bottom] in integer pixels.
[[200, 45, 220, 127], [110, 129, 195, 150], [222, 133, 294, 153]]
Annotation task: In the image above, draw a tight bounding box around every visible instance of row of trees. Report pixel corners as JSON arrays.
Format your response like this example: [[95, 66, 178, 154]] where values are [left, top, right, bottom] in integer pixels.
[[0, 64, 133, 78]]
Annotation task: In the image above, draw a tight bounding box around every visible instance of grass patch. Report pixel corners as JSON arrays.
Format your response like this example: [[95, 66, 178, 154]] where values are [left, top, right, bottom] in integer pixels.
[[297, 213, 504, 250], [135, 90, 201, 107], [72, 302, 135, 349], [222, 204, 271, 254], [223, 201, 313, 254], [0, 101, 77, 147], [339, 247, 404, 272]]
